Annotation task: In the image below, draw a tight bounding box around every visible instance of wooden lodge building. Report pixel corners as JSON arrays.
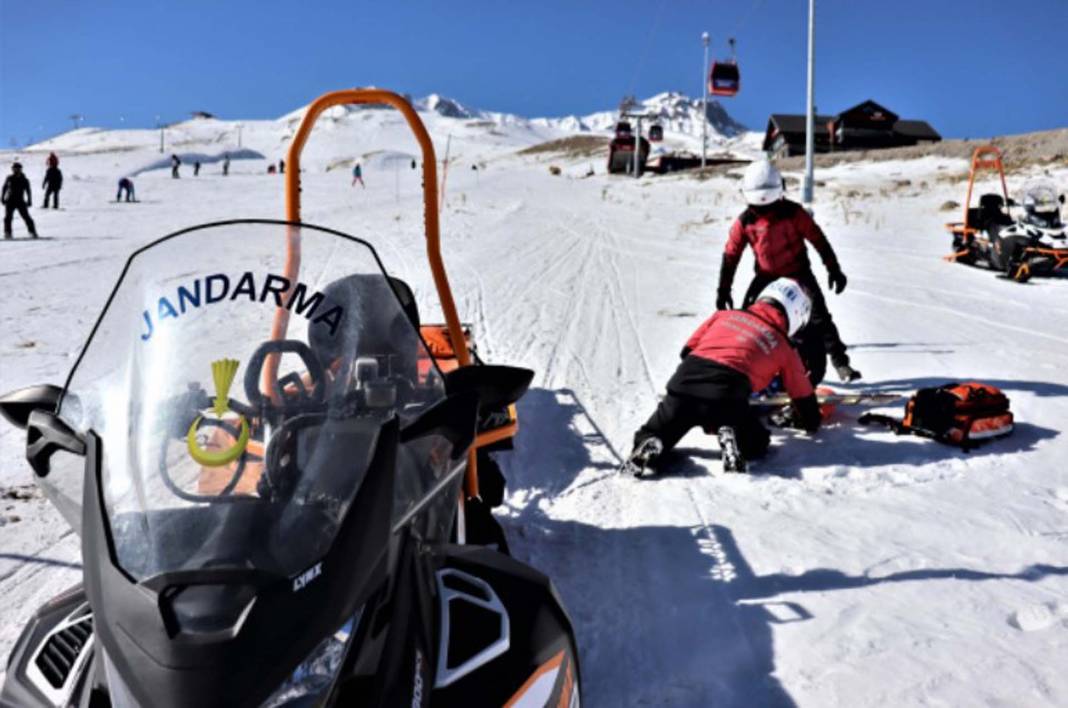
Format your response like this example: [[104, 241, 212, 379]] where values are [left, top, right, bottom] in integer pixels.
[[762, 100, 941, 158]]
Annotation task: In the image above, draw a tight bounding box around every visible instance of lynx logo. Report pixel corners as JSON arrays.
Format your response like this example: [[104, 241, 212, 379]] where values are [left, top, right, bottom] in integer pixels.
[[412, 650, 425, 707], [292, 562, 323, 592]]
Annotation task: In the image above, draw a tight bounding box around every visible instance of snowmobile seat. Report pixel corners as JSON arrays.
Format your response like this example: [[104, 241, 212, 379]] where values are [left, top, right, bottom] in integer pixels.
[[387, 276, 420, 329], [971, 193, 1013, 231], [308, 274, 421, 384]]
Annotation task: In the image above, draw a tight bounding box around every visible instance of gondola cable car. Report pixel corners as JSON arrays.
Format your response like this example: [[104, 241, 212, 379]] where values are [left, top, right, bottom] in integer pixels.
[[709, 38, 740, 98], [648, 124, 664, 142]]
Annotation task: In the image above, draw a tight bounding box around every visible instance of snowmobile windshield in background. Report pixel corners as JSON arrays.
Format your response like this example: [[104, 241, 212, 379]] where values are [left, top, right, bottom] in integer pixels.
[[53, 220, 451, 581], [1021, 182, 1063, 228]]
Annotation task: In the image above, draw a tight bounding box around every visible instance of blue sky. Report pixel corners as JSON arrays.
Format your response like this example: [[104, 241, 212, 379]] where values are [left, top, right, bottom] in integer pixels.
[[2, 0, 1066, 145]]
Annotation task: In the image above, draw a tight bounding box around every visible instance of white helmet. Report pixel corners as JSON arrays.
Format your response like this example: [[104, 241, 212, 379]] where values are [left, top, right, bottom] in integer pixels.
[[741, 159, 785, 206], [757, 278, 812, 336]]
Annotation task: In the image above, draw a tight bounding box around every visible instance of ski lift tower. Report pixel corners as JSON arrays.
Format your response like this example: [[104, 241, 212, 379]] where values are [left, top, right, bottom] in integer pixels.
[[701, 32, 710, 168], [618, 110, 659, 178], [802, 0, 817, 207]]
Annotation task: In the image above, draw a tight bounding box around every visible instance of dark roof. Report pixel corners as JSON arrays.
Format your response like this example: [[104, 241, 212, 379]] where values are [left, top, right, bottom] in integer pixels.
[[837, 100, 899, 123], [767, 114, 834, 135], [893, 119, 941, 140]]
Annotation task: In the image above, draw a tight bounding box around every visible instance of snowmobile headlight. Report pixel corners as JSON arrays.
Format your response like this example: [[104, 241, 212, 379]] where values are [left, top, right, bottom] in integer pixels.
[[261, 610, 362, 707]]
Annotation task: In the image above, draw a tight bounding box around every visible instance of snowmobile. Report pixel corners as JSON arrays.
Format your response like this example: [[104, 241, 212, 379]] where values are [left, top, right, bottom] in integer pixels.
[[945, 146, 1068, 282], [0, 89, 580, 708], [607, 121, 650, 175]]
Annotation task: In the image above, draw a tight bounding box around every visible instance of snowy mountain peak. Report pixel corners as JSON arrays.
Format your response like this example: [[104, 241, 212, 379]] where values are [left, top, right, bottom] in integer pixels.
[[596, 91, 746, 137], [413, 94, 479, 119], [529, 91, 746, 143]]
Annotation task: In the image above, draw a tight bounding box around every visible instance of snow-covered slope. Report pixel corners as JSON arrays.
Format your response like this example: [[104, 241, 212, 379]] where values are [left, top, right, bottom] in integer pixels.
[[26, 91, 756, 176], [2, 97, 1067, 706]]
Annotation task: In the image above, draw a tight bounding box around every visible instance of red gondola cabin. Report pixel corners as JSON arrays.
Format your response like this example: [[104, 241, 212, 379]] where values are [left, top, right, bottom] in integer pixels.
[[709, 61, 740, 97]]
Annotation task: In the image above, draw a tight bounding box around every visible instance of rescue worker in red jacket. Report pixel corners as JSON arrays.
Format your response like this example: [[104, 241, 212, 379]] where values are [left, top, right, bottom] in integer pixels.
[[626, 278, 821, 474], [718, 160, 860, 383]]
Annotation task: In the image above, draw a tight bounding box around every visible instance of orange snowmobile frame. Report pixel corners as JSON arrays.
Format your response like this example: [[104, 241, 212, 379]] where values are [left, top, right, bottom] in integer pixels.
[[943, 145, 1009, 260], [267, 87, 515, 500], [944, 145, 1068, 278]]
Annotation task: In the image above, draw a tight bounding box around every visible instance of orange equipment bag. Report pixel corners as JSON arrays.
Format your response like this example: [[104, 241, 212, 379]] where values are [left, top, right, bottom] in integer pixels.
[[860, 382, 1013, 450]]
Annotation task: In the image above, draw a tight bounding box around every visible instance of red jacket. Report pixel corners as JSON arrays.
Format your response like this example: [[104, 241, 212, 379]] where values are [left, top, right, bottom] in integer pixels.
[[723, 200, 839, 278], [684, 302, 814, 399]]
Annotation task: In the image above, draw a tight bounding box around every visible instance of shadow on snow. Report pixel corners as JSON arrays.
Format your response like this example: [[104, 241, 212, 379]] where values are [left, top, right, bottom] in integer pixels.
[[497, 387, 1067, 707]]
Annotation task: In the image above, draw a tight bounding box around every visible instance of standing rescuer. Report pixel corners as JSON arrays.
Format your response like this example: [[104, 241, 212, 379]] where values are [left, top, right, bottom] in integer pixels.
[[2, 162, 38, 239], [625, 278, 822, 475], [718, 160, 860, 383]]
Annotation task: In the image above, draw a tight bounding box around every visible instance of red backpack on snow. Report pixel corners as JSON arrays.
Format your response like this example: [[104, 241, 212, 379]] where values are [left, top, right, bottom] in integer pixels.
[[859, 382, 1014, 450]]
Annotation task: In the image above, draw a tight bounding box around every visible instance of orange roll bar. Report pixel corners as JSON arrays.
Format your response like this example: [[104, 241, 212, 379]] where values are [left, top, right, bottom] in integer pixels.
[[962, 146, 1009, 231], [269, 88, 480, 497]]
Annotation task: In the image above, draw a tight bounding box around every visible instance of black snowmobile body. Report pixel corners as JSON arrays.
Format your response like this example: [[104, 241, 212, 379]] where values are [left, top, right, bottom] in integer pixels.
[[1, 537, 579, 708], [949, 193, 1068, 281], [0, 220, 580, 708], [1, 89, 581, 708], [945, 147, 1068, 282]]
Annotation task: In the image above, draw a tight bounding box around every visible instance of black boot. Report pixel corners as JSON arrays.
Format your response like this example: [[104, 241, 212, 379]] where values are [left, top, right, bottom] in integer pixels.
[[623, 436, 664, 477], [835, 363, 862, 382], [717, 426, 747, 473]]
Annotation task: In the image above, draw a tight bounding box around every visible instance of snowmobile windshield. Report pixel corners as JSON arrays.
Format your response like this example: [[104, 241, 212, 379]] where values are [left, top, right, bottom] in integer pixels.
[[1021, 182, 1062, 228], [51, 220, 450, 581]]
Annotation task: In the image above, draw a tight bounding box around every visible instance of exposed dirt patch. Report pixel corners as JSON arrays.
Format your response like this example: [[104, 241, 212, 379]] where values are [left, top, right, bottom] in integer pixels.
[[518, 135, 610, 158], [2, 485, 40, 501], [772, 128, 1068, 173]]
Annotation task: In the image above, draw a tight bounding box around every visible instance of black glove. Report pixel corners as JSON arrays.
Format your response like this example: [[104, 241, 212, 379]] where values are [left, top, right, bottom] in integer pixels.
[[828, 268, 847, 295], [680, 346, 692, 360], [717, 254, 738, 310], [768, 405, 797, 429], [793, 395, 823, 432]]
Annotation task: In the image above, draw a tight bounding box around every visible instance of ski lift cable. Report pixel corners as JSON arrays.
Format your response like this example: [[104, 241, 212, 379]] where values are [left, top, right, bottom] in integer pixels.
[[625, 0, 669, 103], [726, 0, 767, 39]]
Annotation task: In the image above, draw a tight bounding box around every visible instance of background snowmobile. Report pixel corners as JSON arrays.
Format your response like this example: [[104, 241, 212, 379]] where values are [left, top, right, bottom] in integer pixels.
[[0, 89, 580, 708], [606, 121, 650, 175], [945, 146, 1068, 282]]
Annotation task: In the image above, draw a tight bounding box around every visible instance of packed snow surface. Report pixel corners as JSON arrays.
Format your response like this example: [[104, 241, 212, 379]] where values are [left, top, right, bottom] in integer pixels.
[[1, 98, 1067, 707]]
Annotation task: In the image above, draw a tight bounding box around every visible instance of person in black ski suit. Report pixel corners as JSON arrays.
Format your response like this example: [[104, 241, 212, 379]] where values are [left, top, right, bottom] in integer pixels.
[[171, 154, 181, 178], [2, 163, 38, 239], [194, 161, 201, 176], [42, 164, 63, 209], [222, 153, 230, 176], [116, 177, 135, 203]]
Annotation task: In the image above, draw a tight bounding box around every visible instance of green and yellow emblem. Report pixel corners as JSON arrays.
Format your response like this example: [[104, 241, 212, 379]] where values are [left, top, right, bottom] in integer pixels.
[[187, 358, 250, 467]]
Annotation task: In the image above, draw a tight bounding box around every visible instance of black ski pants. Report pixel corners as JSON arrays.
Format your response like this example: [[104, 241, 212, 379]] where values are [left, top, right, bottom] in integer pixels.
[[43, 187, 59, 209], [636, 392, 771, 459], [3, 203, 35, 236], [742, 268, 850, 367]]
